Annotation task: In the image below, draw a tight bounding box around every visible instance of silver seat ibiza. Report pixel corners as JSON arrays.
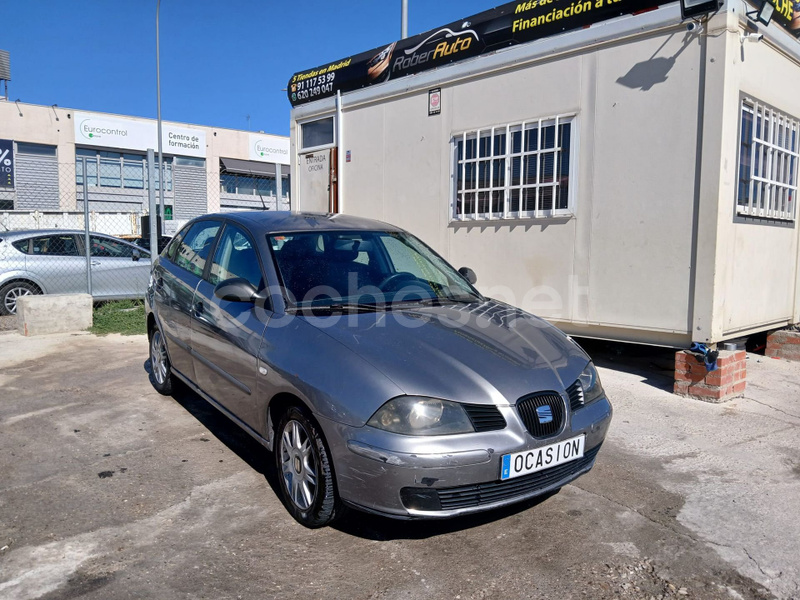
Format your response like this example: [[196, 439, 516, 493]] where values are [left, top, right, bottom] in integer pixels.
[[146, 211, 612, 528]]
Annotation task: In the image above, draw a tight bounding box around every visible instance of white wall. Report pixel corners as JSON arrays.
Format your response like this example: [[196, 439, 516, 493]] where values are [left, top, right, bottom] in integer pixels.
[[291, 6, 800, 345], [708, 17, 800, 339], [295, 19, 704, 345]]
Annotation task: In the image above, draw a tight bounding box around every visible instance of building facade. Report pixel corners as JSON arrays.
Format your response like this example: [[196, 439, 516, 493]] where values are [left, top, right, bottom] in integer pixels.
[[288, 0, 800, 347], [0, 102, 290, 234]]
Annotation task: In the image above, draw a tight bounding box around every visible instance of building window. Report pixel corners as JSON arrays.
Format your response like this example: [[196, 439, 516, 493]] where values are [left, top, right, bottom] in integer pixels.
[[451, 115, 574, 221], [220, 172, 277, 197], [301, 117, 335, 150], [175, 156, 205, 167], [75, 149, 172, 191], [737, 99, 798, 221], [16, 142, 56, 156]]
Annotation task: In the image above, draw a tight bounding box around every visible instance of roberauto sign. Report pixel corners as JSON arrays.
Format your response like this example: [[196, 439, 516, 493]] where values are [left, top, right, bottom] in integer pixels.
[[287, 0, 675, 107], [0, 139, 14, 189]]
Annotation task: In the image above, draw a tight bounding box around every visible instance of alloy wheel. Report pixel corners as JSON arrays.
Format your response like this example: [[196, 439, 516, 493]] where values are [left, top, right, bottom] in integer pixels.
[[4, 286, 32, 314], [280, 419, 318, 511], [150, 330, 168, 386]]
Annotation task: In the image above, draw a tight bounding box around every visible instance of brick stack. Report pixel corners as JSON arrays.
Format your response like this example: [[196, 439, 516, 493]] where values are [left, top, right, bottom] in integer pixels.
[[674, 349, 746, 403], [765, 330, 800, 361]]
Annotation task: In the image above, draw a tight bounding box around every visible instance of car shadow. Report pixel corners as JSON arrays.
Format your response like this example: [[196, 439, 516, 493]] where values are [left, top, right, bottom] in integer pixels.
[[142, 359, 282, 495], [575, 337, 677, 392], [143, 359, 563, 540], [333, 489, 559, 541]]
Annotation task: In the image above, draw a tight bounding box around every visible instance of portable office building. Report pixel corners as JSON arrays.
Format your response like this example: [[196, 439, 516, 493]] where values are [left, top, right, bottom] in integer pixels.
[[288, 0, 800, 346]]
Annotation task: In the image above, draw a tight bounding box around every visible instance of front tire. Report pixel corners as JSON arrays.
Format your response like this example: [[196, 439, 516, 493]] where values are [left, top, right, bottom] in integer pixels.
[[0, 281, 40, 316], [149, 326, 174, 395], [276, 407, 341, 528]]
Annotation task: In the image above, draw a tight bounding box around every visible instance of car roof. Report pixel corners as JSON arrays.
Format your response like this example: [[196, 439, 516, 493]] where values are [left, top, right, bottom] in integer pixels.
[[0, 229, 147, 248], [200, 211, 404, 235]]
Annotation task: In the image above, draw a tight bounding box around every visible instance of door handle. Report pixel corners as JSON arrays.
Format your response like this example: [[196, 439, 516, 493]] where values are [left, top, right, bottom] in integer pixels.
[[91, 260, 100, 267]]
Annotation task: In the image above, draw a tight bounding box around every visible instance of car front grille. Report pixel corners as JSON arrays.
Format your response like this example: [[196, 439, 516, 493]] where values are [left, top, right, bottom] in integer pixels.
[[567, 379, 584, 411], [463, 404, 506, 432], [516, 392, 565, 438], [400, 444, 602, 512]]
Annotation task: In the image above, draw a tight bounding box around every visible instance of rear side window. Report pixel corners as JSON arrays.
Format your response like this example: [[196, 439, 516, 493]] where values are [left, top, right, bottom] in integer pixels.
[[175, 220, 221, 277], [30, 235, 80, 256], [11, 239, 30, 254]]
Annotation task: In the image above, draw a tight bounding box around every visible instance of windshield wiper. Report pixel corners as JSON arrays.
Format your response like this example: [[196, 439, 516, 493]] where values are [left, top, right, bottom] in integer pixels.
[[295, 302, 386, 314], [391, 295, 478, 307]]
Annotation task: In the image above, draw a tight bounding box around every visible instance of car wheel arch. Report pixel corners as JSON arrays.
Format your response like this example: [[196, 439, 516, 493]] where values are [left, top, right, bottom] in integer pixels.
[[266, 392, 310, 451], [1, 277, 44, 295]]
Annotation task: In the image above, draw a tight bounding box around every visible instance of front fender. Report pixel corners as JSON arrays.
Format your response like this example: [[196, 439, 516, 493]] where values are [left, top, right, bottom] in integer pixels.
[[259, 315, 405, 429]]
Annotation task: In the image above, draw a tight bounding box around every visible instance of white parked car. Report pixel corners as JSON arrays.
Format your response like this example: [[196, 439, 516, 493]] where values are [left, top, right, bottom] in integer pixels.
[[0, 229, 151, 315]]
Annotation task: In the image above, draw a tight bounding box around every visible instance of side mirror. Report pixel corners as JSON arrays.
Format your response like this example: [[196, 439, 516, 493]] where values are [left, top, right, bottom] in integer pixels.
[[214, 277, 258, 303], [132, 249, 141, 262], [458, 266, 477, 285]]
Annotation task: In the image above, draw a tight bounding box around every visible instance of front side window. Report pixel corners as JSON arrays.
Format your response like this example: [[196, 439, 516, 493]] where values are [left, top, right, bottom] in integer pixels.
[[451, 115, 574, 220], [175, 220, 222, 277], [90, 235, 148, 259], [737, 98, 798, 221], [209, 224, 264, 290]]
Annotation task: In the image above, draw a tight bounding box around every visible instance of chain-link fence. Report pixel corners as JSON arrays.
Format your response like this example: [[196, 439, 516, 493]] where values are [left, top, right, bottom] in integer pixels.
[[0, 156, 287, 330]]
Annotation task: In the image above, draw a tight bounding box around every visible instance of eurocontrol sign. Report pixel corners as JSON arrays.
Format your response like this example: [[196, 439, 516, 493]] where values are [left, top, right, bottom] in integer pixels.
[[74, 112, 207, 158], [288, 0, 800, 107]]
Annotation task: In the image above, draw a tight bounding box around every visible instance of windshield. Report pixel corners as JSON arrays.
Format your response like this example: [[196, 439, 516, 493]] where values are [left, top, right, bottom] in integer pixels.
[[268, 230, 480, 308]]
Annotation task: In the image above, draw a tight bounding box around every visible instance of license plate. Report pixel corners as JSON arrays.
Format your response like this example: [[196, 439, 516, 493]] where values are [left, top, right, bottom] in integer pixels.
[[500, 435, 585, 480]]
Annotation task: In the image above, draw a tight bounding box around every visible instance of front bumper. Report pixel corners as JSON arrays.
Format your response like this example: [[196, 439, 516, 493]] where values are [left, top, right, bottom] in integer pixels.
[[317, 396, 613, 519]]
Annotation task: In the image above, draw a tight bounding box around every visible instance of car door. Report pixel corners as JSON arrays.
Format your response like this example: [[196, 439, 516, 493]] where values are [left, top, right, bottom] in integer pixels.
[[25, 234, 86, 294], [87, 234, 151, 299], [152, 219, 222, 384], [190, 222, 270, 431]]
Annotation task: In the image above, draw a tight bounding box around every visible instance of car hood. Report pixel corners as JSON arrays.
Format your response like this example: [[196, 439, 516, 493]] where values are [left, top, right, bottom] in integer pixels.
[[304, 299, 589, 405]]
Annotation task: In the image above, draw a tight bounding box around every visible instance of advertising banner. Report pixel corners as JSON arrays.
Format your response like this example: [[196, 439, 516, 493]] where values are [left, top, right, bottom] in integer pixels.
[[764, 0, 800, 36], [0, 139, 14, 189], [288, 0, 673, 107], [248, 133, 290, 164], [74, 112, 207, 158]]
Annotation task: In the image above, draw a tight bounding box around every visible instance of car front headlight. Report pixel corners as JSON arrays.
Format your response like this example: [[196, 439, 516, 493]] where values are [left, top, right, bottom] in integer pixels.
[[578, 362, 605, 405], [367, 396, 474, 436]]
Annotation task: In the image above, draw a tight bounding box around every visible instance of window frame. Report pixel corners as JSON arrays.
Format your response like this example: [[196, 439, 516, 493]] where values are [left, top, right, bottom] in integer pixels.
[[76, 149, 173, 192], [736, 97, 799, 222], [299, 116, 336, 152], [449, 114, 577, 222]]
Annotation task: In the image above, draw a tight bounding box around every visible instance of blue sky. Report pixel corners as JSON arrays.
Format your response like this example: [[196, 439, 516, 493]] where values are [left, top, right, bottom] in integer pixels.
[[2, 1, 497, 136]]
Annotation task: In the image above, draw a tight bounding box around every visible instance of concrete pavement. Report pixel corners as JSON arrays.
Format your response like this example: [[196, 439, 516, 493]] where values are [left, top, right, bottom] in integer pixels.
[[0, 333, 797, 599]]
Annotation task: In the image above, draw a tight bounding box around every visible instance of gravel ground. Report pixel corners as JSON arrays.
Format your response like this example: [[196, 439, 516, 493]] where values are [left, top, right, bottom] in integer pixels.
[[0, 332, 797, 600]]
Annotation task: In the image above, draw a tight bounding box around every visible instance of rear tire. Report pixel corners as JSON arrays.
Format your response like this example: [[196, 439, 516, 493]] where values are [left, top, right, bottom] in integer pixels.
[[149, 326, 174, 395], [0, 281, 40, 316], [275, 406, 342, 528]]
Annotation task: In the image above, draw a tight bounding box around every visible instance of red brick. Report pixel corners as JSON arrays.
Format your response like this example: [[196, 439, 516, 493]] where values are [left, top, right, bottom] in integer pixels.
[[686, 384, 724, 399], [729, 381, 746, 395]]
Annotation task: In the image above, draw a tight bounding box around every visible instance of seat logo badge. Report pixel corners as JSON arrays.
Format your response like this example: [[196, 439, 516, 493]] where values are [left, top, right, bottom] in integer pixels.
[[536, 405, 553, 424]]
